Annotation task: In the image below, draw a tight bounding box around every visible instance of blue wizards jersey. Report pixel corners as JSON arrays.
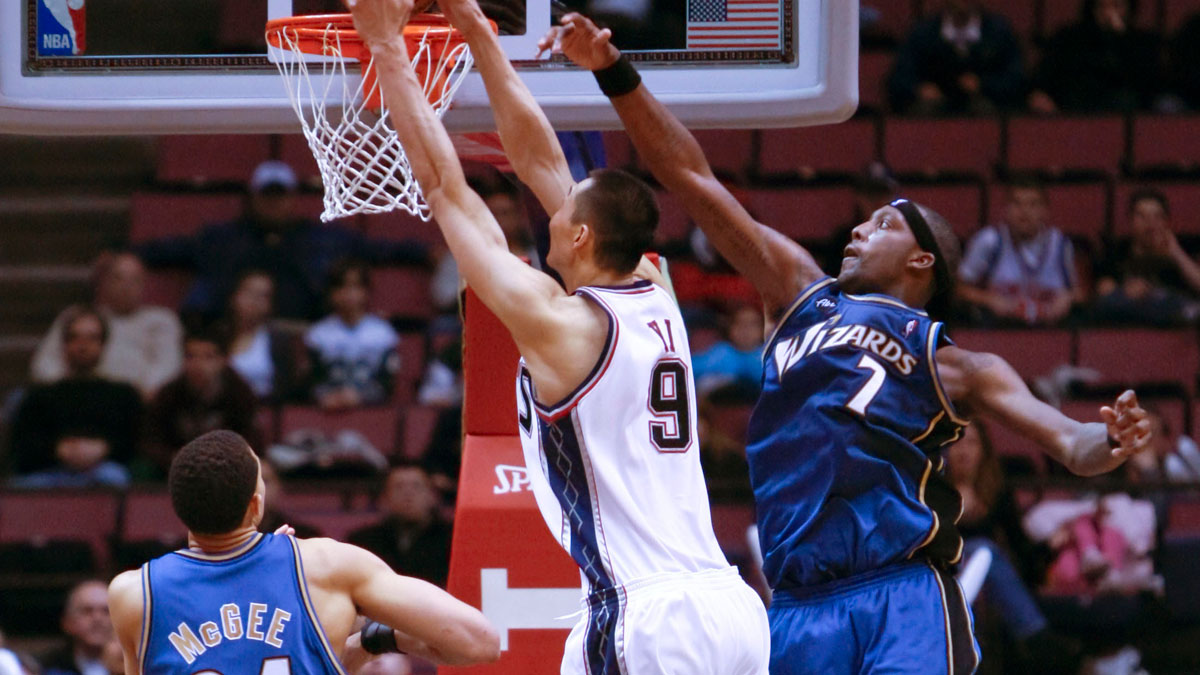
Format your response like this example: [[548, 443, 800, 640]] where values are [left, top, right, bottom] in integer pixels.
[[139, 533, 345, 675], [749, 277, 968, 590]]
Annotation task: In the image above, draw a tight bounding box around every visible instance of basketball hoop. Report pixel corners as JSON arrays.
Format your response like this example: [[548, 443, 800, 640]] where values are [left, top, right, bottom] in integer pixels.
[[266, 14, 486, 222]]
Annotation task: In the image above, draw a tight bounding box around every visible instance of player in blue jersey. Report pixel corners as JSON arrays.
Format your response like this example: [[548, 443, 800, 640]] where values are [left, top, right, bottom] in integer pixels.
[[545, 15, 1155, 675], [106, 430, 499, 675]]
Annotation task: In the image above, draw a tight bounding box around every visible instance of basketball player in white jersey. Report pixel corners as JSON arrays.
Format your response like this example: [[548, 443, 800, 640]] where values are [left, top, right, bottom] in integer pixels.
[[345, 0, 770, 673]]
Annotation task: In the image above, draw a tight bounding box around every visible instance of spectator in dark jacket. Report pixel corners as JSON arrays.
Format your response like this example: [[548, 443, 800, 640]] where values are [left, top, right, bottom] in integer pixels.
[[137, 161, 428, 322], [1093, 188, 1200, 325], [9, 306, 141, 487], [141, 327, 261, 480], [888, 0, 1026, 115], [1029, 0, 1164, 113], [348, 462, 452, 587]]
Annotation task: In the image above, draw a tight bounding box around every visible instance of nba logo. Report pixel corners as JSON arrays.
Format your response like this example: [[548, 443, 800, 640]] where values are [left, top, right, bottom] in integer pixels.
[[904, 319, 917, 337], [37, 0, 86, 56]]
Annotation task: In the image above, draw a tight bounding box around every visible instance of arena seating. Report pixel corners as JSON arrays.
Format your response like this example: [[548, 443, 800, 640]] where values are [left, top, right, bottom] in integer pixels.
[[156, 134, 272, 186], [758, 117, 878, 179], [883, 117, 1001, 179]]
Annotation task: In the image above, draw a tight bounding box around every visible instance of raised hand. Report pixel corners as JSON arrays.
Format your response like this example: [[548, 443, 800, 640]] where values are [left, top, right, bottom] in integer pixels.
[[537, 12, 620, 70], [345, 0, 414, 48], [1099, 390, 1153, 461]]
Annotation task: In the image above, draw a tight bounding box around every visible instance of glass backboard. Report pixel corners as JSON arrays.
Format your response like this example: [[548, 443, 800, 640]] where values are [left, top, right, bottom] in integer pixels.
[[1, 0, 857, 133]]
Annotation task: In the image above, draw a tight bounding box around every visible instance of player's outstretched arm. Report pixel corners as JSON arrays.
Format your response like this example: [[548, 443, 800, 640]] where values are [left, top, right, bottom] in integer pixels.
[[108, 569, 145, 675], [346, 0, 567, 345], [937, 346, 1153, 476], [542, 13, 825, 316], [438, 0, 575, 215], [316, 539, 500, 665]]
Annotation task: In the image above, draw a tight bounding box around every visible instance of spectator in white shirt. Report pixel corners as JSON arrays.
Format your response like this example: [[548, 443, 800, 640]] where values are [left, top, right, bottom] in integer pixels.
[[306, 259, 400, 410], [31, 251, 182, 398]]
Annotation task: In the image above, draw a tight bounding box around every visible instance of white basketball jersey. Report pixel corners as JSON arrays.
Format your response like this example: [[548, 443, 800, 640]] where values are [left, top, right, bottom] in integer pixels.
[[516, 280, 728, 592]]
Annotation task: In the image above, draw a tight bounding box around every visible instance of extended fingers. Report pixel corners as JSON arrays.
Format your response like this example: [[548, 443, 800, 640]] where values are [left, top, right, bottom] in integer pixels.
[[1112, 418, 1154, 459]]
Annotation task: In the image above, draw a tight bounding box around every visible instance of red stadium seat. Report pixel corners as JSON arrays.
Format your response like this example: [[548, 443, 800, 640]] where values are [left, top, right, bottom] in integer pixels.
[[1164, 0, 1198, 33], [649, 130, 753, 180], [142, 268, 192, 309], [371, 266, 433, 321], [1114, 181, 1200, 237], [1076, 328, 1199, 393], [283, 490, 347, 513], [0, 490, 119, 568], [293, 194, 330, 223], [121, 491, 185, 544], [1005, 116, 1125, 176], [860, 0, 918, 43], [156, 135, 272, 185], [655, 190, 692, 243], [980, 0, 1037, 39], [758, 118, 878, 178], [987, 181, 1110, 243], [129, 192, 244, 242], [900, 182, 984, 239], [707, 403, 754, 445], [951, 328, 1073, 380], [859, 50, 895, 110], [982, 420, 1048, 474], [279, 134, 323, 188], [217, 0, 268, 51], [299, 511, 382, 541], [709, 503, 756, 559], [884, 117, 1001, 178], [395, 333, 428, 388], [279, 405, 401, 455], [688, 325, 722, 354], [1042, 0, 1157, 38], [745, 186, 856, 241], [1130, 115, 1200, 174], [361, 209, 446, 249], [1168, 498, 1200, 535], [401, 404, 442, 459], [601, 131, 634, 170], [257, 406, 279, 446]]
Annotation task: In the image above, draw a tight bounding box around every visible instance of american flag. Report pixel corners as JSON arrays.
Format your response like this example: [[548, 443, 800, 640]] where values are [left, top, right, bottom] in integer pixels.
[[687, 0, 782, 50]]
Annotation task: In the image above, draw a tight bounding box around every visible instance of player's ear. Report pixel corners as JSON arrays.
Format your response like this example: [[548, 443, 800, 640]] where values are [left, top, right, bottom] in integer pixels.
[[247, 491, 265, 528], [572, 222, 592, 251], [908, 250, 935, 272]]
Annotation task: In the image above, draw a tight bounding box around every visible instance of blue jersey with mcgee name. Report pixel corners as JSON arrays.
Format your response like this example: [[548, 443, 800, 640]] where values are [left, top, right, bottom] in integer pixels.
[[749, 277, 968, 590], [140, 533, 345, 675]]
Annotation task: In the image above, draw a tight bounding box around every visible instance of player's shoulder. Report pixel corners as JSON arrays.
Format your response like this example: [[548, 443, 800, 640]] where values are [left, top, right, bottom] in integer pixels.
[[108, 568, 144, 614]]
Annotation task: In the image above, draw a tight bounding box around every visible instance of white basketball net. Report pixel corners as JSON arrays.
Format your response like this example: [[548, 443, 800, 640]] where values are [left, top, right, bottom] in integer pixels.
[[270, 22, 474, 222]]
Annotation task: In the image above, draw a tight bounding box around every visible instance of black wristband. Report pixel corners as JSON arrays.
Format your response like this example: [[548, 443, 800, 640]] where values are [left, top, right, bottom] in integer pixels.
[[593, 55, 641, 98], [361, 620, 404, 655]]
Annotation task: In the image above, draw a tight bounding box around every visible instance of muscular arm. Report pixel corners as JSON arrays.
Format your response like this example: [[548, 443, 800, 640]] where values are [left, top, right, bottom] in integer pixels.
[[546, 14, 824, 316], [440, 0, 574, 215], [312, 539, 499, 665], [347, 0, 568, 349], [938, 346, 1152, 476], [108, 570, 144, 675]]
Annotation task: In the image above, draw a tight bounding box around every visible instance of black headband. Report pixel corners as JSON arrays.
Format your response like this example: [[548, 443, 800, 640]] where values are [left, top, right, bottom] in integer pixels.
[[890, 198, 952, 298]]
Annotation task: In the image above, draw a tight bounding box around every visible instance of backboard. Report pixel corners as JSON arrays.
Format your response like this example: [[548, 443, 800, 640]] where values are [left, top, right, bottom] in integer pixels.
[[0, 0, 858, 134]]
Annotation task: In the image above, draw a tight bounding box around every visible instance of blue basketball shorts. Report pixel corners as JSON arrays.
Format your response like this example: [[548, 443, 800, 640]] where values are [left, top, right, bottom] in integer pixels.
[[768, 560, 980, 675]]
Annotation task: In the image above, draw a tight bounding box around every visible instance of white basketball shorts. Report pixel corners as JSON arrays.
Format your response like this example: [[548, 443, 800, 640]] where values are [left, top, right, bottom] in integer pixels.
[[560, 566, 769, 675]]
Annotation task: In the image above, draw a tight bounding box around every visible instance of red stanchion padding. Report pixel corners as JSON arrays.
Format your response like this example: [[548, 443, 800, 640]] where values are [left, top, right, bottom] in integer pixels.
[[462, 287, 521, 436], [442, 435, 580, 674]]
